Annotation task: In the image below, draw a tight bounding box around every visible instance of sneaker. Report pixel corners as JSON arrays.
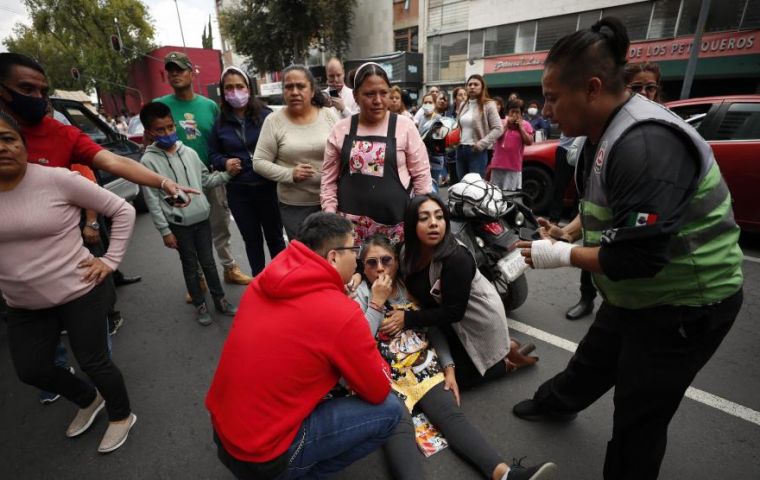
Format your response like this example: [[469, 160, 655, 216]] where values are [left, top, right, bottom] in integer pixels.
[[98, 413, 137, 454], [66, 390, 105, 437], [224, 265, 252, 285], [40, 366, 75, 405], [513, 399, 577, 422], [196, 303, 213, 326], [214, 297, 238, 317], [506, 458, 558, 480], [108, 312, 124, 336], [185, 276, 208, 304]]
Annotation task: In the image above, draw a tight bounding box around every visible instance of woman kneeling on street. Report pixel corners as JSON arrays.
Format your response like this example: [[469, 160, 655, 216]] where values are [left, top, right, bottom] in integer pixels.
[[0, 112, 137, 453], [355, 234, 556, 480]]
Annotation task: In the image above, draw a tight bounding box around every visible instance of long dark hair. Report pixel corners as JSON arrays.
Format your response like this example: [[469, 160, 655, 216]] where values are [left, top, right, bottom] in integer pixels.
[[465, 74, 492, 110], [282, 65, 330, 108], [545, 16, 629, 93], [219, 67, 266, 126], [401, 194, 458, 277]]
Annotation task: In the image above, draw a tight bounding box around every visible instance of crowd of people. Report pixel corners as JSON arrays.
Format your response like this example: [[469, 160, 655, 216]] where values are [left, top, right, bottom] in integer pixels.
[[0, 14, 745, 480]]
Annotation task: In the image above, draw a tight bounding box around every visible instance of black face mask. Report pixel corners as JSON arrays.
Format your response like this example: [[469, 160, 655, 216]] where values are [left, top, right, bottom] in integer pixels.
[[1, 84, 49, 124]]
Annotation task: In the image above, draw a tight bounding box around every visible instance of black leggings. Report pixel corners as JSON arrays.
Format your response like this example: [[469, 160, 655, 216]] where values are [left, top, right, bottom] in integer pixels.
[[6, 281, 131, 421], [384, 382, 504, 479], [442, 323, 508, 390]]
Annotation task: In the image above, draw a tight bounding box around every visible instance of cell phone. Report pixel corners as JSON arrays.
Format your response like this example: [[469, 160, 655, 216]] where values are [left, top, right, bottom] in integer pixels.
[[329, 89, 340, 98], [163, 192, 188, 207]]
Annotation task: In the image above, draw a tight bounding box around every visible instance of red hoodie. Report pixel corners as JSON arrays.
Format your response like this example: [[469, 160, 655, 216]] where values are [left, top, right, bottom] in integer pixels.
[[206, 240, 391, 463]]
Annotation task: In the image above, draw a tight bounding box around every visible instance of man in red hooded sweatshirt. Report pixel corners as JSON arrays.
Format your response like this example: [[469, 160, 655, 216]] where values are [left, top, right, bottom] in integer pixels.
[[206, 212, 402, 479]]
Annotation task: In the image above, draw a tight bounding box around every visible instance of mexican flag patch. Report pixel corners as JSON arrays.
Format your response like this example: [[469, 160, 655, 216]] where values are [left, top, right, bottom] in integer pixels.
[[627, 212, 658, 227]]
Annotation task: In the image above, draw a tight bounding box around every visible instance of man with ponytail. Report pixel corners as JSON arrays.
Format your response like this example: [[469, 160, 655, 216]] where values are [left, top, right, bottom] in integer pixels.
[[514, 17, 743, 480]]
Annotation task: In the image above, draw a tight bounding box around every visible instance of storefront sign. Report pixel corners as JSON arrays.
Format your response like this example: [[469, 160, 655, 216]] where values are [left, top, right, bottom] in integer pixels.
[[259, 82, 282, 96], [485, 30, 760, 74]]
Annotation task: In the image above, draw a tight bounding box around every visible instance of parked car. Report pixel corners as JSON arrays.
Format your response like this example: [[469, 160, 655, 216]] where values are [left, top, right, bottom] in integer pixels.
[[520, 95, 760, 232], [49, 97, 147, 211]]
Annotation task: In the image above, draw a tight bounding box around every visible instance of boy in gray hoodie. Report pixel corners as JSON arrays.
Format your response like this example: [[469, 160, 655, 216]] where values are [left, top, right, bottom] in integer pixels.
[[139, 102, 239, 325]]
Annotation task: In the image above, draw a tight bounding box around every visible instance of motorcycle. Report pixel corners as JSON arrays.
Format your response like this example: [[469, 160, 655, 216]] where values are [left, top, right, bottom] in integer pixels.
[[449, 189, 540, 312]]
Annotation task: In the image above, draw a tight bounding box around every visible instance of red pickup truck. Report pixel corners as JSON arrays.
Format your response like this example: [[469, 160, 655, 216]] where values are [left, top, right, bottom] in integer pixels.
[[521, 95, 760, 232]]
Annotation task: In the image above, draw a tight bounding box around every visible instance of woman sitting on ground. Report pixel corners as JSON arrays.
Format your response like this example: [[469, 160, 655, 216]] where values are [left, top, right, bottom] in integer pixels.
[[381, 194, 538, 390], [354, 234, 555, 480]]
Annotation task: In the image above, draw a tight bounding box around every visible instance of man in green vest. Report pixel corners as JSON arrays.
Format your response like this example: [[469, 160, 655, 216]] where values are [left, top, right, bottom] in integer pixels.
[[513, 18, 743, 480], [156, 52, 252, 291]]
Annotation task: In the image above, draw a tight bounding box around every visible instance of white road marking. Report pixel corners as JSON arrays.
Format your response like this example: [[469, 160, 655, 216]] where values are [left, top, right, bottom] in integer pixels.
[[508, 319, 760, 427], [743, 255, 760, 264]]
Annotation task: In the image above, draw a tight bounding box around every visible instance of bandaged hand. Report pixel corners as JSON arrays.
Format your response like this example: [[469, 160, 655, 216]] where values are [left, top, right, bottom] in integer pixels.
[[522, 239, 577, 269]]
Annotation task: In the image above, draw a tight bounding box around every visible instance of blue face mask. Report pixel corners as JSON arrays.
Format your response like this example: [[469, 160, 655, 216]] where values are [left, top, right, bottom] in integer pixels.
[[153, 131, 179, 149]]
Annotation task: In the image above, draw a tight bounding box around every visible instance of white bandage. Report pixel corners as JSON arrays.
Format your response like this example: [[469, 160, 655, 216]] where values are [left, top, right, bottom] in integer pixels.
[[530, 239, 577, 269]]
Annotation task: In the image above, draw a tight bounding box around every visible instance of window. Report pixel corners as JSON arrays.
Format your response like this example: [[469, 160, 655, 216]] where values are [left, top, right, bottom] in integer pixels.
[[670, 102, 714, 137], [648, 0, 680, 39], [427, 32, 468, 82], [535, 14, 577, 51], [578, 10, 601, 31], [603, 2, 652, 41], [677, 0, 702, 36], [743, 0, 760, 29], [395, 27, 419, 52], [484, 24, 517, 56], [705, 0, 745, 33], [714, 103, 760, 140], [428, 0, 468, 34], [515, 21, 537, 53], [469, 29, 485, 59]]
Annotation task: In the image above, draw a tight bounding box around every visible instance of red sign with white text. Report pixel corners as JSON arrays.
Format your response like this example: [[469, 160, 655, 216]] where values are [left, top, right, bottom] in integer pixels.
[[485, 30, 759, 74]]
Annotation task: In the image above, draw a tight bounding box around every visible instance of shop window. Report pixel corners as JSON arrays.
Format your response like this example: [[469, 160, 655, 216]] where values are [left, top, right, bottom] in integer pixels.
[[743, 0, 760, 29], [677, 0, 702, 36], [648, 0, 680, 39], [602, 2, 652, 41], [427, 32, 468, 82], [484, 24, 517, 56], [715, 103, 760, 141], [515, 21, 537, 53], [535, 14, 577, 51], [705, 0, 746, 33]]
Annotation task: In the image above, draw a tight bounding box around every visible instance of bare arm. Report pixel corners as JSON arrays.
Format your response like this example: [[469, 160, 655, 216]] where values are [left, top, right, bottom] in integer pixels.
[[92, 150, 199, 199]]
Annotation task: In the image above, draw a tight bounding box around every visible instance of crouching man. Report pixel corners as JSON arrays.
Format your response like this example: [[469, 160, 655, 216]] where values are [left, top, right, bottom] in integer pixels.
[[206, 212, 402, 479]]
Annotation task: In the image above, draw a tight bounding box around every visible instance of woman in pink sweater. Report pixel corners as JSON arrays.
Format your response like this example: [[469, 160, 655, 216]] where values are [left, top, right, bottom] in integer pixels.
[[0, 113, 137, 454], [321, 62, 432, 244]]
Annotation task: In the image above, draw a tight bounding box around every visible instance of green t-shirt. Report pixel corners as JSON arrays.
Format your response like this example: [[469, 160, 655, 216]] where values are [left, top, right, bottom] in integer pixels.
[[155, 94, 220, 166]]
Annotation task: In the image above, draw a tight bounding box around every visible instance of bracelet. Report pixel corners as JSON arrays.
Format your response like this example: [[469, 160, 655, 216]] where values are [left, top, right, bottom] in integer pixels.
[[160, 178, 168, 191], [369, 301, 384, 313], [443, 363, 455, 370]]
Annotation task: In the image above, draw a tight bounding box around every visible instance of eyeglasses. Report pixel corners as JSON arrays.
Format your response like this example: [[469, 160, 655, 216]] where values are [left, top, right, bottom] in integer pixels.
[[333, 245, 361, 255], [628, 83, 658, 94], [364, 255, 394, 269]]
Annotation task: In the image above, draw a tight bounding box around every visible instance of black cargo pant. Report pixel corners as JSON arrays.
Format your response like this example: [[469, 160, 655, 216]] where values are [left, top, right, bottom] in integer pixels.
[[533, 289, 742, 480]]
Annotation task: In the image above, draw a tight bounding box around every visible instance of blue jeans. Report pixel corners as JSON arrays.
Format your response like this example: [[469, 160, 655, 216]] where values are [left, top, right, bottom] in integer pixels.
[[216, 393, 403, 479], [430, 155, 446, 193], [456, 145, 488, 179]]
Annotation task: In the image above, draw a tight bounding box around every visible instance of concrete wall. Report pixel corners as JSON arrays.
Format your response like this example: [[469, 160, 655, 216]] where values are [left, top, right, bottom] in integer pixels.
[[346, 0, 394, 59]]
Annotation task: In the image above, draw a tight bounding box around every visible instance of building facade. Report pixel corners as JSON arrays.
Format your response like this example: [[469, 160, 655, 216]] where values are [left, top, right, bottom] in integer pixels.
[[425, 0, 760, 101]]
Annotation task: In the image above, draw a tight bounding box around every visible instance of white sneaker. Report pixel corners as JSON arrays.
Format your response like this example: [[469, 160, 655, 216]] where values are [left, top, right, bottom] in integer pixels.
[[66, 391, 105, 438], [98, 413, 137, 453]]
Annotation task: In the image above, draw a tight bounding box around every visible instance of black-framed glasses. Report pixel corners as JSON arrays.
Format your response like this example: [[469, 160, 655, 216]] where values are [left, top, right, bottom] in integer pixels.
[[364, 255, 394, 269], [628, 83, 658, 94], [333, 245, 361, 255]]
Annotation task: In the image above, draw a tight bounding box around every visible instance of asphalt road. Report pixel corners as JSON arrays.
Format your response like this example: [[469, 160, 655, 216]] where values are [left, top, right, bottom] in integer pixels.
[[1, 213, 759, 480]]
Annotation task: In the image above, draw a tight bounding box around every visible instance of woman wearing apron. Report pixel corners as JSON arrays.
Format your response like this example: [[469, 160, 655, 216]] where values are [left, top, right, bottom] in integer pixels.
[[321, 62, 432, 244]]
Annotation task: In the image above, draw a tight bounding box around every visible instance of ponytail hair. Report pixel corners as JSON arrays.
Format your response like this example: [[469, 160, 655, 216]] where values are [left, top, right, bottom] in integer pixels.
[[545, 16, 629, 93]]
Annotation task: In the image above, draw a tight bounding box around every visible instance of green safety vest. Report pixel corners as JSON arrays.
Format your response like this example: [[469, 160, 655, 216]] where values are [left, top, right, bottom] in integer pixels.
[[578, 94, 743, 309]]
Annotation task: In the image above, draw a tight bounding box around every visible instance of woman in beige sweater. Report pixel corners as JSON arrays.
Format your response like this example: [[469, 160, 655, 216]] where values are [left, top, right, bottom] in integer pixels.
[[455, 74, 503, 179], [252, 65, 338, 239]]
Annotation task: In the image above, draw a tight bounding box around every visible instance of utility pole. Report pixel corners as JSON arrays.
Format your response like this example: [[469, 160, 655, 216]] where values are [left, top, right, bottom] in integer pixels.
[[680, 0, 712, 100], [173, 0, 199, 94]]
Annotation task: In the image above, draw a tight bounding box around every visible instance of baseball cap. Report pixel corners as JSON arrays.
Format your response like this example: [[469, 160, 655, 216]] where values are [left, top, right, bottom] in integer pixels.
[[164, 51, 193, 70]]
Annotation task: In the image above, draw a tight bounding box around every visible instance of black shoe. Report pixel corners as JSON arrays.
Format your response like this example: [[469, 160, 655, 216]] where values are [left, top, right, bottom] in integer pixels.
[[565, 297, 594, 320], [513, 399, 577, 422], [114, 272, 141, 287], [506, 458, 558, 480]]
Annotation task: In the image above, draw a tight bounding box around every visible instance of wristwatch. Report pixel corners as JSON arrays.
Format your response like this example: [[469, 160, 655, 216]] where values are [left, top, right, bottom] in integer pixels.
[[87, 222, 100, 230]]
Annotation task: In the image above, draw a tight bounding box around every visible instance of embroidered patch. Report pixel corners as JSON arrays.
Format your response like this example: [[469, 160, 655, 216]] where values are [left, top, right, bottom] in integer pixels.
[[593, 140, 607, 174], [627, 212, 659, 227]]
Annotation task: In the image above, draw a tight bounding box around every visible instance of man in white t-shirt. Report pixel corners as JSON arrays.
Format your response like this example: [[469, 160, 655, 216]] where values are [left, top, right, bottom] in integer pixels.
[[324, 58, 359, 119]]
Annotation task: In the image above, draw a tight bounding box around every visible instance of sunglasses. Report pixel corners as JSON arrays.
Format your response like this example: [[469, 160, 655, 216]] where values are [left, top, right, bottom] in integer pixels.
[[628, 83, 658, 94], [364, 255, 394, 269]]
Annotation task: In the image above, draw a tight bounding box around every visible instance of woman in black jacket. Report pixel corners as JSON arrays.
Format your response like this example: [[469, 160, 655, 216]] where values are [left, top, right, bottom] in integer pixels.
[[208, 67, 285, 276]]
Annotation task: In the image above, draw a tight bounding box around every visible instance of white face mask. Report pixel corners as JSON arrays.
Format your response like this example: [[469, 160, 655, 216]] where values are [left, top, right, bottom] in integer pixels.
[[422, 103, 434, 113], [527, 107, 538, 116]]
